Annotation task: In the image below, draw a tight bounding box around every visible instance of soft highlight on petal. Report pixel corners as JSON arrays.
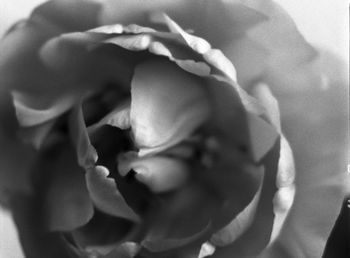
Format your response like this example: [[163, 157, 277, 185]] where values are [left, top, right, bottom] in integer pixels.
[[118, 154, 189, 193], [130, 59, 210, 150]]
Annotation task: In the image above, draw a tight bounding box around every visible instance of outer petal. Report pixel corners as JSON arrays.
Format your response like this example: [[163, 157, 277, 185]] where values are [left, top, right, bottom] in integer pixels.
[[0, 0, 102, 92], [260, 51, 349, 258], [0, 90, 36, 205], [222, 0, 317, 88], [100, 0, 265, 46], [11, 195, 86, 258], [210, 166, 264, 246], [37, 144, 94, 232], [211, 140, 280, 258], [0, 0, 103, 144], [251, 83, 295, 245], [100, 0, 315, 88]]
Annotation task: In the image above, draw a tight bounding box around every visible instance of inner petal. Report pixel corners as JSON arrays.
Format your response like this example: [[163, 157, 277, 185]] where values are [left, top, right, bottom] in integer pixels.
[[130, 59, 210, 152], [118, 152, 188, 193]]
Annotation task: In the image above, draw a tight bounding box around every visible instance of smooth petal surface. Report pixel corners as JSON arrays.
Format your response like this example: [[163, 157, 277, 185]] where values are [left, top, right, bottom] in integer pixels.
[[212, 140, 280, 258], [100, 0, 265, 47], [31, 0, 102, 32], [200, 77, 264, 232], [100, 0, 315, 89], [39, 145, 94, 232], [210, 166, 264, 247], [130, 59, 210, 150], [17, 120, 56, 149], [12, 195, 85, 258], [247, 113, 279, 162], [250, 83, 295, 245], [0, 0, 102, 99], [0, 0, 104, 159], [0, 91, 36, 204], [224, 0, 317, 88], [260, 51, 349, 258]]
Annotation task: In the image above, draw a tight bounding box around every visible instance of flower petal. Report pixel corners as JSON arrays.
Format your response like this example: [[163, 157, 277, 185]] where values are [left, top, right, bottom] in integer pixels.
[[71, 210, 135, 255], [0, 0, 102, 97], [223, 0, 317, 88], [153, 14, 238, 81], [210, 166, 264, 246], [0, 1, 104, 152], [251, 83, 281, 132], [31, 0, 102, 32], [268, 136, 296, 245], [130, 59, 210, 150], [17, 120, 56, 149], [40, 147, 94, 232], [103, 242, 140, 258], [202, 49, 237, 82], [158, 13, 211, 54], [0, 91, 36, 202], [118, 154, 189, 193], [247, 112, 279, 162], [12, 91, 77, 127], [104, 34, 152, 51], [69, 104, 98, 169], [212, 140, 280, 257], [100, 0, 266, 47], [11, 195, 85, 258], [260, 52, 349, 258], [201, 78, 263, 229], [88, 101, 131, 133], [199, 242, 216, 258], [276, 136, 295, 188], [141, 223, 211, 253], [143, 184, 218, 245], [14, 141, 95, 232], [70, 107, 140, 224], [85, 165, 140, 222]]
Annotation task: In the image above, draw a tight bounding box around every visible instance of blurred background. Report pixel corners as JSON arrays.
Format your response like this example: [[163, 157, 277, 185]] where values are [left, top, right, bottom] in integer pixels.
[[0, 0, 349, 257]]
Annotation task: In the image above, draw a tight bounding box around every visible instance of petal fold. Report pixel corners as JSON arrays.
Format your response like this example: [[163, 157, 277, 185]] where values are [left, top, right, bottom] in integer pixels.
[[130, 59, 210, 151], [85, 166, 140, 222], [69, 104, 98, 169]]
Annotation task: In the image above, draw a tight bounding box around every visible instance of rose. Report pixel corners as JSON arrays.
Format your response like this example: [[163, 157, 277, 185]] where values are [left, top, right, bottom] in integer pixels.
[[0, 0, 347, 258]]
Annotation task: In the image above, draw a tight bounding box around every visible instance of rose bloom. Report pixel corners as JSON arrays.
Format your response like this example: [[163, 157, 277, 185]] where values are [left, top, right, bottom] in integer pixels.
[[0, 0, 348, 258]]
